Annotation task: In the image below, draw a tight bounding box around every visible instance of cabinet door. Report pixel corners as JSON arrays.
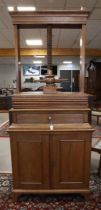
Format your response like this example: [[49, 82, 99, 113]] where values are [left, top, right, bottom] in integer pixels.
[[51, 133, 91, 189], [11, 132, 50, 189]]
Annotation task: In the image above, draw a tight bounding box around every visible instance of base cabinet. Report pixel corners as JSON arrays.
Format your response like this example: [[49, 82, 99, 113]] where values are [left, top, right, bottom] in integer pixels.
[[9, 92, 93, 201], [9, 129, 92, 198]]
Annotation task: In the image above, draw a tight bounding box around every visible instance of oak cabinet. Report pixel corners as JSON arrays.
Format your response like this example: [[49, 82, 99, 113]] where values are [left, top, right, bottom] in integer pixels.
[[8, 92, 94, 200], [8, 10, 92, 202], [87, 62, 101, 103], [9, 121, 93, 199]]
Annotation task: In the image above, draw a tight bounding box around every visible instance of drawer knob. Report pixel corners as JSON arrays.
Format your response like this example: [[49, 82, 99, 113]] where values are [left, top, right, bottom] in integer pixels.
[[48, 116, 54, 130]]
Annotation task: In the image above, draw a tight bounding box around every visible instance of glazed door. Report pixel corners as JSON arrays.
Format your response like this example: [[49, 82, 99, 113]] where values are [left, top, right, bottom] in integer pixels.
[[60, 70, 71, 91], [51, 133, 91, 189], [11, 132, 50, 189]]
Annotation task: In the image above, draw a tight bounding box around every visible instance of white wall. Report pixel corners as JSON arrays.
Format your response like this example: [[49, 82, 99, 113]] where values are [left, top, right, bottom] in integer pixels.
[[0, 64, 16, 88]]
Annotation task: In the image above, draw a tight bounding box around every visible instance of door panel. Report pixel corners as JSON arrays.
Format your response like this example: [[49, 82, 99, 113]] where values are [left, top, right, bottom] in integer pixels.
[[51, 133, 91, 189], [11, 133, 50, 189]]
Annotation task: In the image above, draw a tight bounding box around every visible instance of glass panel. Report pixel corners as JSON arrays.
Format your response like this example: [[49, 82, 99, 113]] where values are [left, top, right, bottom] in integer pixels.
[[52, 28, 80, 92], [20, 28, 47, 91]]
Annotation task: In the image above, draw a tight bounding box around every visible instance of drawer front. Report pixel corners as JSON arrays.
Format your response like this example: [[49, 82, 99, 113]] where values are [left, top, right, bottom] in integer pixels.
[[11, 111, 88, 124]]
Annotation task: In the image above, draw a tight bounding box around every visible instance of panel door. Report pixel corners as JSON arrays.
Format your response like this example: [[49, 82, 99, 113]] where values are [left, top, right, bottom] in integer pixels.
[[51, 133, 91, 189], [10, 132, 50, 189]]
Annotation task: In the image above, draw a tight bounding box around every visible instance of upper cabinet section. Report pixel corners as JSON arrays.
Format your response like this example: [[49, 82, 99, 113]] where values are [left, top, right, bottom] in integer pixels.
[[9, 10, 89, 93], [9, 10, 89, 28]]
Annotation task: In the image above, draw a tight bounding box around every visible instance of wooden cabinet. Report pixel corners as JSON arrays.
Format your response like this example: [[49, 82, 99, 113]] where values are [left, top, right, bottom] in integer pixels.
[[10, 129, 92, 192], [8, 97, 94, 201], [87, 62, 101, 103], [8, 10, 92, 201]]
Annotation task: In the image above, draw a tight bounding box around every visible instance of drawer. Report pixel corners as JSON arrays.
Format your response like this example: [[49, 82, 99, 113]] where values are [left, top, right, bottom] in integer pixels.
[[10, 109, 89, 124]]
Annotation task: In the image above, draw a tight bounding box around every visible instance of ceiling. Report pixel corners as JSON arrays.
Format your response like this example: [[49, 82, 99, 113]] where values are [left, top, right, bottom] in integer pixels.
[[1, 0, 101, 49], [0, 0, 101, 64]]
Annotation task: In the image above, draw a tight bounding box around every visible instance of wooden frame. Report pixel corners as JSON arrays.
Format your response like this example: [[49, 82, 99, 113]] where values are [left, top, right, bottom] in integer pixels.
[[9, 10, 89, 93]]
